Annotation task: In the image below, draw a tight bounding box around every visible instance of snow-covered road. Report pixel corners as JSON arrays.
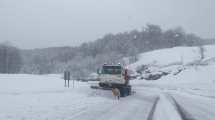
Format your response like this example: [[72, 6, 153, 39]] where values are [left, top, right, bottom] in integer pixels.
[[0, 74, 215, 120], [0, 74, 157, 120], [135, 81, 215, 120]]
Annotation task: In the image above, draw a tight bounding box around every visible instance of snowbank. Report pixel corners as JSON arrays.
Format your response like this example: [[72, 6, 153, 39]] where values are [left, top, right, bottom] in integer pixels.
[[127, 45, 215, 84], [129, 45, 215, 70]]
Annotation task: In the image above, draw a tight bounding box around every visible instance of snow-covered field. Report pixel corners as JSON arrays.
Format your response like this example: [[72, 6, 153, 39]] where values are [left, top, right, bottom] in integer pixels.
[[1, 45, 215, 120]]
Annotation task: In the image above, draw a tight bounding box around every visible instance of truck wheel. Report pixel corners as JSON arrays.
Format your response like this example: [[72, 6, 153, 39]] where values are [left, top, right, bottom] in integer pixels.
[[125, 87, 130, 96], [118, 86, 132, 97], [124, 86, 131, 96], [127, 85, 131, 95], [118, 87, 125, 97]]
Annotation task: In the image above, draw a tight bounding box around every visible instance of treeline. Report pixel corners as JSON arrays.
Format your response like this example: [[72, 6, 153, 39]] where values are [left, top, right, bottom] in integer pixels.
[[1, 24, 212, 76], [20, 24, 206, 77], [0, 43, 22, 73]]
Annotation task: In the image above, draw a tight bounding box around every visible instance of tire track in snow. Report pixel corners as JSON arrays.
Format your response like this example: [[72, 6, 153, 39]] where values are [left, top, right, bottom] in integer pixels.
[[146, 96, 160, 120], [165, 94, 197, 120], [170, 93, 215, 120]]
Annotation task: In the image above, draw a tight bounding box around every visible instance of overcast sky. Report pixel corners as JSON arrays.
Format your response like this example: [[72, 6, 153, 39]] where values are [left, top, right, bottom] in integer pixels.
[[0, 0, 215, 49]]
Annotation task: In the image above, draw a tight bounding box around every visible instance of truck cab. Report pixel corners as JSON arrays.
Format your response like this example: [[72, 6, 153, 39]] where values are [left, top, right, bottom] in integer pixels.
[[97, 64, 129, 88]]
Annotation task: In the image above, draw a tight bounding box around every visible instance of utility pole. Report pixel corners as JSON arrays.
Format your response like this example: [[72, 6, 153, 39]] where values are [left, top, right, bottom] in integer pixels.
[[64, 71, 71, 88], [4, 46, 8, 73], [6, 48, 8, 74]]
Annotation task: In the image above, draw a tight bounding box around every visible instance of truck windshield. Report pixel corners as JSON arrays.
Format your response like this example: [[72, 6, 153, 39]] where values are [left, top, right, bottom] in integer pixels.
[[102, 66, 122, 74]]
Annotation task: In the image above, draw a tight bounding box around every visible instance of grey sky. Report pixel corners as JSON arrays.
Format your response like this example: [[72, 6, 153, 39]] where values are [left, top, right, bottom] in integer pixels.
[[0, 0, 215, 49]]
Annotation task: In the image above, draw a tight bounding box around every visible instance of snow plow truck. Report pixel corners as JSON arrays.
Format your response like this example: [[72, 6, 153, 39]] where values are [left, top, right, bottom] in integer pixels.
[[91, 63, 131, 97]]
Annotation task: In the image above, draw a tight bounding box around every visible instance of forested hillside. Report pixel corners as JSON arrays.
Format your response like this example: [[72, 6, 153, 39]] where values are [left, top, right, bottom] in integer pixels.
[[2, 24, 214, 78]]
